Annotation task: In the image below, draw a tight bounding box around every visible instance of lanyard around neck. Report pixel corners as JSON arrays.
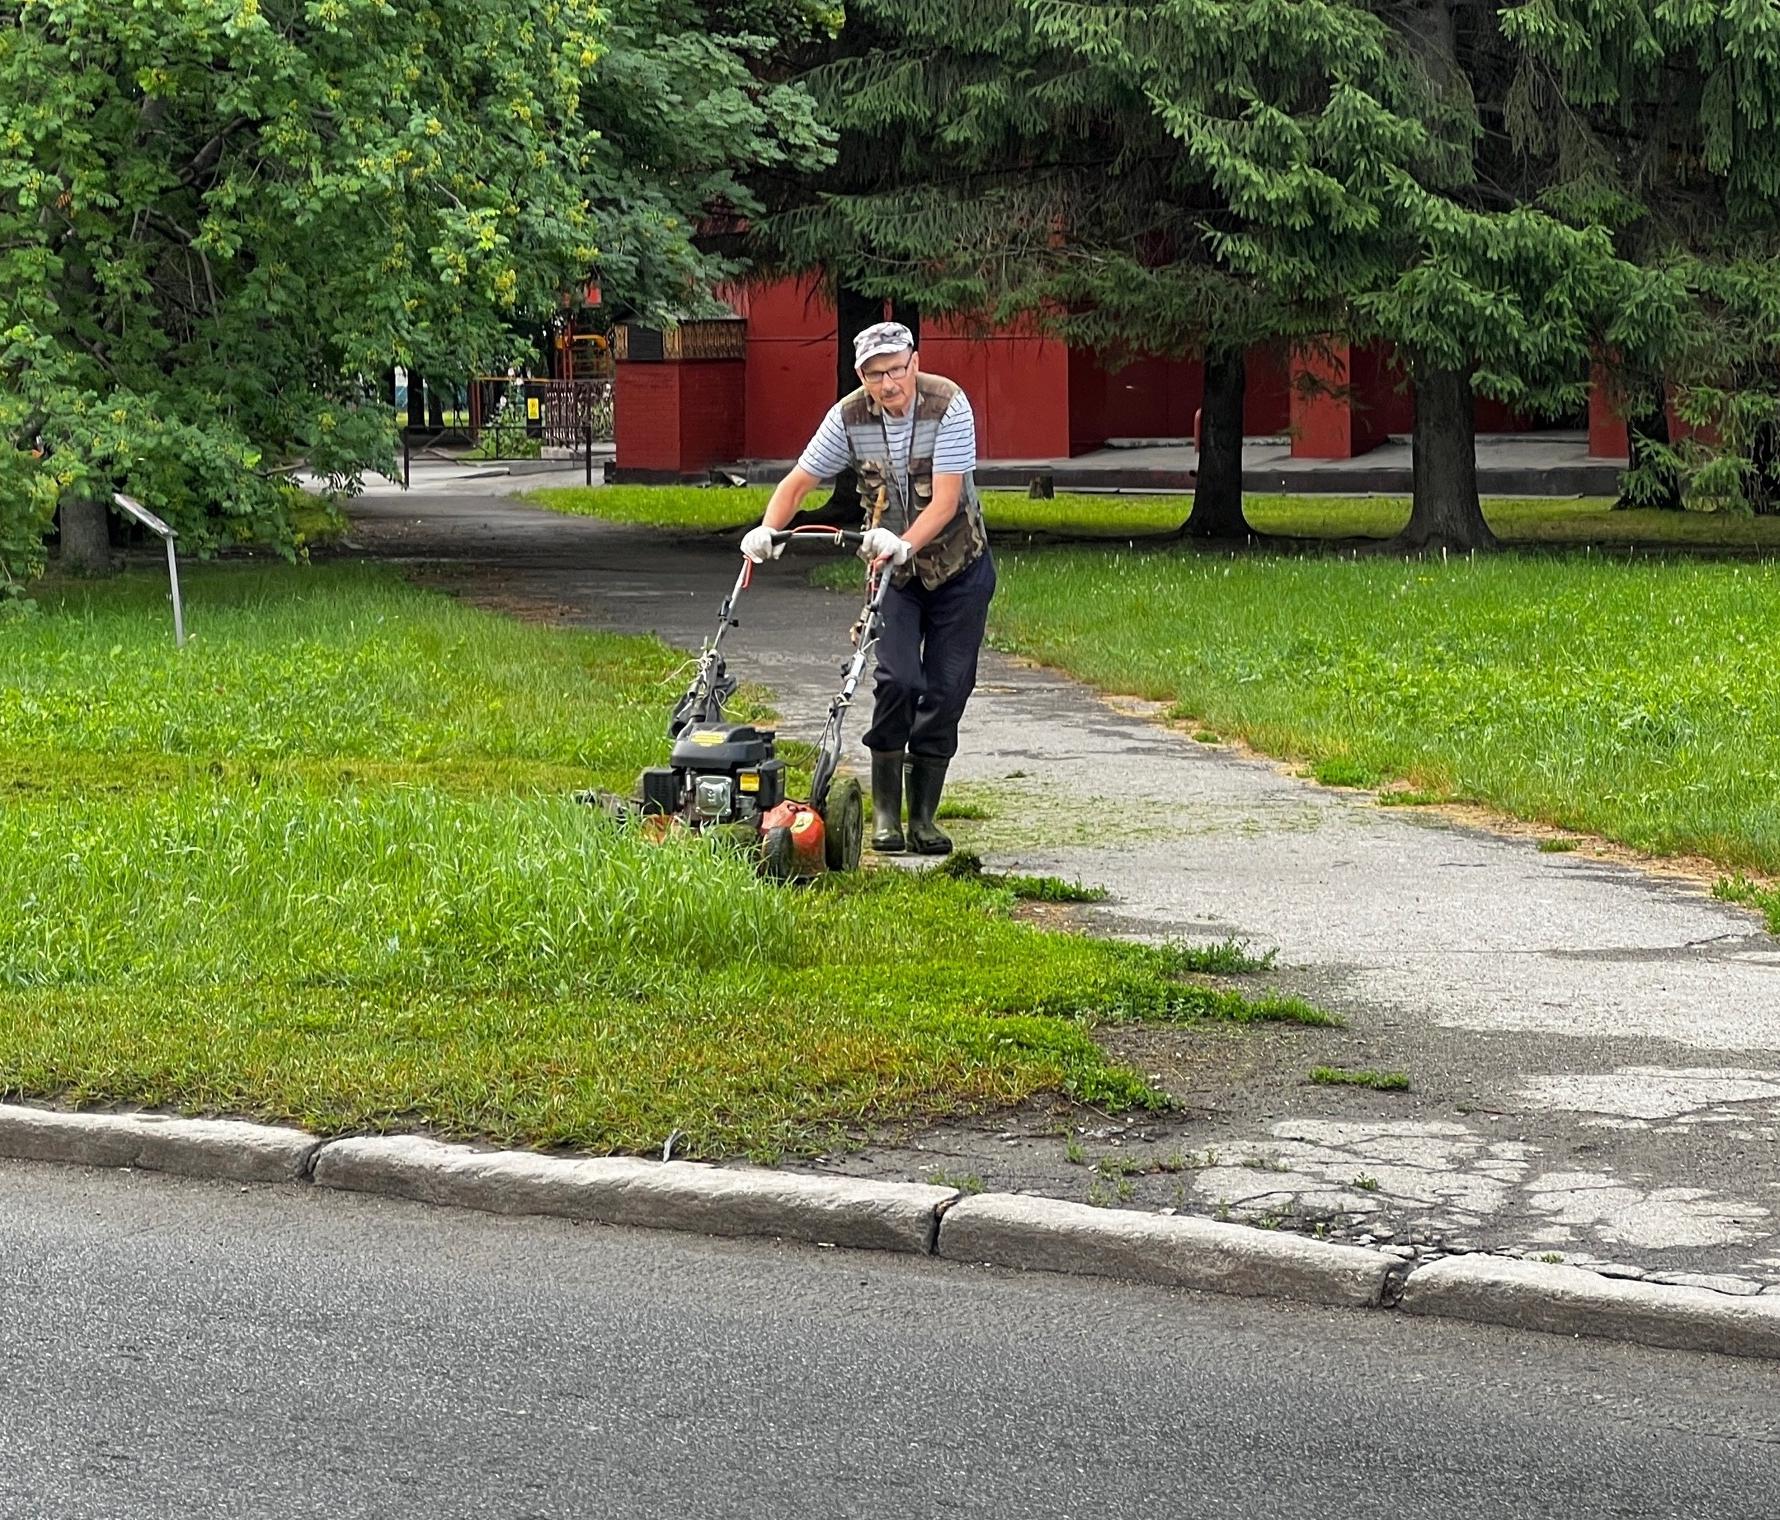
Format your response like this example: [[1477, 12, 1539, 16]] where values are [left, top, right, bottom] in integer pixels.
[[878, 390, 917, 518]]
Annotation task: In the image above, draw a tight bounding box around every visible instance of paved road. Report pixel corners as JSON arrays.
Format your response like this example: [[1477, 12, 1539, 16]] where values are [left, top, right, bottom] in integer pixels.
[[6, 1161, 1780, 1520], [336, 475, 1780, 1292]]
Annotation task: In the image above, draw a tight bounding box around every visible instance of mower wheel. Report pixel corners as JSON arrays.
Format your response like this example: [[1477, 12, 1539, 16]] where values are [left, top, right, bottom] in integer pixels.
[[821, 775, 864, 873]]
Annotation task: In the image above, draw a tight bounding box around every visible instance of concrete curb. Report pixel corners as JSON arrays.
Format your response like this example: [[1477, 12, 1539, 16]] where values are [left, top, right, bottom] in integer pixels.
[[10, 1103, 1780, 1360], [0, 1103, 318, 1184], [938, 1193, 1394, 1309], [311, 1134, 956, 1254], [1400, 1254, 1780, 1359]]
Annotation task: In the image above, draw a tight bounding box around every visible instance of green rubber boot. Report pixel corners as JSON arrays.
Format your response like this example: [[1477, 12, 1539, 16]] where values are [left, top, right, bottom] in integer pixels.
[[869, 749, 906, 853], [904, 754, 954, 856]]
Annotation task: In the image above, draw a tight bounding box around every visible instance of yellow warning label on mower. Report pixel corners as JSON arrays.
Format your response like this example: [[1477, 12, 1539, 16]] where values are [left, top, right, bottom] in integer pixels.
[[690, 730, 724, 746], [738, 771, 760, 792]]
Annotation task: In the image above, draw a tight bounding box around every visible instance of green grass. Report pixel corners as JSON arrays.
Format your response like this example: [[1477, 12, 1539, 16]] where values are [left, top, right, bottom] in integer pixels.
[[982, 548, 1780, 931], [935, 800, 993, 821], [1161, 939, 1278, 976], [523, 484, 1780, 551], [1713, 873, 1773, 910], [0, 563, 1330, 1157], [936, 850, 1110, 903], [926, 1169, 986, 1193], [1310, 1067, 1411, 1092]]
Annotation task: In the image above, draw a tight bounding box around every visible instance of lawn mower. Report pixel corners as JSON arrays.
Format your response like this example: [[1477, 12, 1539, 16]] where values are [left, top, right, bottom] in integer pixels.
[[601, 527, 891, 880]]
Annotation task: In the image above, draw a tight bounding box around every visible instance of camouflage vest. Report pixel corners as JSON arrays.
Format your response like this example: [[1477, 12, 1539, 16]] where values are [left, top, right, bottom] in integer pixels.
[[838, 373, 988, 590]]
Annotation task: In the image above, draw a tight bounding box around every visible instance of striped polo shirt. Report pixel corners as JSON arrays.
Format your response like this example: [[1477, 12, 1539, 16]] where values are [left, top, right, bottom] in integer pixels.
[[798, 390, 978, 489]]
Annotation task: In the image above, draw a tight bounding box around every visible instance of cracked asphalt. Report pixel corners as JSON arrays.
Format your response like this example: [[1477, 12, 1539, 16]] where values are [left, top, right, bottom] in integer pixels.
[[337, 465, 1780, 1294]]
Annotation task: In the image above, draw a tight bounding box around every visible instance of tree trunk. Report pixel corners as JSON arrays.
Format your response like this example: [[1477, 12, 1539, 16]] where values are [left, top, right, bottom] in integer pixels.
[[58, 491, 113, 575], [1747, 421, 1780, 515], [1743, 366, 1780, 514], [406, 372, 426, 431], [1394, 365, 1497, 553], [427, 380, 445, 431], [1184, 347, 1250, 539], [801, 286, 907, 527], [1616, 377, 1681, 511]]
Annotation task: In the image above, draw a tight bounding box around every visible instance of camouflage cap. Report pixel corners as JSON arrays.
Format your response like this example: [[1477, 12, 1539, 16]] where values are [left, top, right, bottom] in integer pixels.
[[853, 321, 915, 369]]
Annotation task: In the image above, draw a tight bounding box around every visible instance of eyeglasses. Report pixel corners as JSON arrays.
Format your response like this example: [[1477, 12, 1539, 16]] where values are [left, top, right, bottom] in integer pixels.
[[859, 358, 913, 385]]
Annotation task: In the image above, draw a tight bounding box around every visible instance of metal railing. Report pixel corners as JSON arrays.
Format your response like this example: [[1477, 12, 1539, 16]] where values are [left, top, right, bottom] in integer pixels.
[[466, 376, 613, 449], [399, 422, 605, 488]]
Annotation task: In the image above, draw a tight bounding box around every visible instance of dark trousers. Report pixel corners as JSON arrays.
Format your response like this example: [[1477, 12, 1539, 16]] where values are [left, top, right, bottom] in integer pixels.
[[862, 550, 996, 761]]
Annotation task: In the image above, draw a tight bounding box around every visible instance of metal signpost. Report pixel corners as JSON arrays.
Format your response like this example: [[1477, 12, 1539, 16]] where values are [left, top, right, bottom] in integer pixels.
[[112, 493, 186, 648]]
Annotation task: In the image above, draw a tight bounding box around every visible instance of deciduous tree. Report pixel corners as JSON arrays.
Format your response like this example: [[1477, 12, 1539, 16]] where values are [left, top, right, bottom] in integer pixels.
[[0, 0, 825, 582]]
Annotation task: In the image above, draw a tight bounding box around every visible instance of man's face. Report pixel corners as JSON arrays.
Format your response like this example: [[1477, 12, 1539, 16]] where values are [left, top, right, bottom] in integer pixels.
[[859, 348, 918, 412]]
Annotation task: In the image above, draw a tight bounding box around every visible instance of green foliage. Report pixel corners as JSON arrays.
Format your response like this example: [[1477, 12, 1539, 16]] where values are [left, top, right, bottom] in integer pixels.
[[580, 0, 831, 311], [1500, 1, 1780, 511], [0, 0, 827, 583], [773, 0, 1428, 356]]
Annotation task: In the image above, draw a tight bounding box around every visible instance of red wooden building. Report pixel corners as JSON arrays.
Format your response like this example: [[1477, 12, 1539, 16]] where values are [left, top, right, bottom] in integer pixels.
[[609, 275, 1640, 478]]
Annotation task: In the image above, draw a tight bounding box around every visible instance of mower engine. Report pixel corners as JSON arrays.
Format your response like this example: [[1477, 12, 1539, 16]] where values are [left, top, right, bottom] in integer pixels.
[[593, 528, 887, 882], [638, 723, 830, 878], [642, 722, 785, 822]]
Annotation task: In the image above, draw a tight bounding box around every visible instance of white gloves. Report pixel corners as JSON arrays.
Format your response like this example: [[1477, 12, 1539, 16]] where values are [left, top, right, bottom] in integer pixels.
[[859, 527, 914, 566], [740, 524, 782, 563]]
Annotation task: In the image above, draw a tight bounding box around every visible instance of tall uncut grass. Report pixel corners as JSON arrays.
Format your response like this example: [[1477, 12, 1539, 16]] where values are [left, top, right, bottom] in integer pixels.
[[0, 563, 1307, 1155], [988, 548, 1780, 903], [0, 788, 793, 990]]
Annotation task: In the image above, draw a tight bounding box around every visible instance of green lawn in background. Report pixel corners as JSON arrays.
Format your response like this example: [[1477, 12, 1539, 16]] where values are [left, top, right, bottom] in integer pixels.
[[524, 484, 1780, 551], [0, 564, 1314, 1157], [979, 548, 1780, 929]]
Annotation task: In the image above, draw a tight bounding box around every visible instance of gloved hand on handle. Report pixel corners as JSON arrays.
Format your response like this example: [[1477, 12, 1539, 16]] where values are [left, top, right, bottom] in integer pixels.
[[740, 524, 783, 563], [858, 526, 914, 566]]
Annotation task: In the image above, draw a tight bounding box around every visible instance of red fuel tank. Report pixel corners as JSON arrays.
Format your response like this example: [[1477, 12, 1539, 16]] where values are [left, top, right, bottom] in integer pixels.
[[759, 801, 827, 879]]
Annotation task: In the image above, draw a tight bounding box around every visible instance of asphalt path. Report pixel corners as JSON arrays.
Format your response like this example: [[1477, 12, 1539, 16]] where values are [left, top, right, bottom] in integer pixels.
[[5, 1161, 1780, 1519], [334, 479, 1780, 1287]]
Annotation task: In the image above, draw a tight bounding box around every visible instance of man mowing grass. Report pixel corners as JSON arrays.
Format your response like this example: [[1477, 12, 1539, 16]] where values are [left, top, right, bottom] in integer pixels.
[[739, 322, 996, 857]]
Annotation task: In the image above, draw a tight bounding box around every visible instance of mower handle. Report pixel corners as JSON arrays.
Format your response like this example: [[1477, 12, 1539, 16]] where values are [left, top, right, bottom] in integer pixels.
[[767, 527, 864, 551]]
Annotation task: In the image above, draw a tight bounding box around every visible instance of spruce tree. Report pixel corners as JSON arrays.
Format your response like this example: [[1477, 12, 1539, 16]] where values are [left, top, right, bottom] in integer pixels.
[[772, 0, 1660, 552], [1504, 0, 1780, 513]]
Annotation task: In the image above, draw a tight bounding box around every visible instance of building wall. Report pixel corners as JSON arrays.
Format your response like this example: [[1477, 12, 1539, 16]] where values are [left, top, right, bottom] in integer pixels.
[[920, 316, 1070, 460], [724, 277, 839, 462], [639, 277, 1599, 466]]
